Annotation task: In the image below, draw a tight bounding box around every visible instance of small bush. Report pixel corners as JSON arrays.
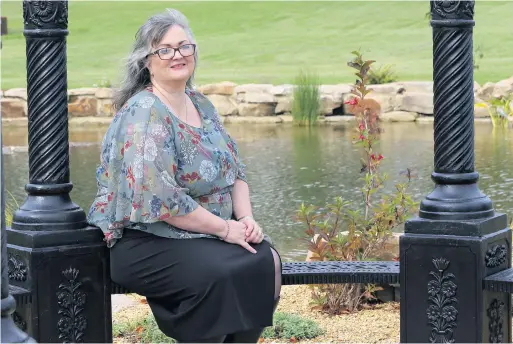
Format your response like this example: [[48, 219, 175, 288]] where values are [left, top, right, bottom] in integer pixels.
[[262, 312, 324, 340], [368, 64, 397, 84], [291, 70, 321, 126], [113, 313, 175, 343], [296, 50, 418, 315]]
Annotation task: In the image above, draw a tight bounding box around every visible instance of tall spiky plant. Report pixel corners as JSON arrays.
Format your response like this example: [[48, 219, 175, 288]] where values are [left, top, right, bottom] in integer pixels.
[[291, 70, 321, 126]]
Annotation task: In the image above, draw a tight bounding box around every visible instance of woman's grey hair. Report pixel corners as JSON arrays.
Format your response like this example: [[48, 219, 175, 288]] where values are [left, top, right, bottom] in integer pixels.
[[112, 9, 198, 111]]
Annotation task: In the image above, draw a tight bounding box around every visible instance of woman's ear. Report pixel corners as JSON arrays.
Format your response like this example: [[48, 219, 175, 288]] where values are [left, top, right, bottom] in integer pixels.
[[145, 60, 153, 78]]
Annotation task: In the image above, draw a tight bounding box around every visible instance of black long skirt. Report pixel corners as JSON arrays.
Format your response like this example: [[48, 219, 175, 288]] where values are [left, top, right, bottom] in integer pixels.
[[110, 228, 278, 341]]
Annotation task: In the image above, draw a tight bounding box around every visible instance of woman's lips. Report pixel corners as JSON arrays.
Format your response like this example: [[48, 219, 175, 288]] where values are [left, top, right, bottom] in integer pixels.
[[170, 63, 186, 69]]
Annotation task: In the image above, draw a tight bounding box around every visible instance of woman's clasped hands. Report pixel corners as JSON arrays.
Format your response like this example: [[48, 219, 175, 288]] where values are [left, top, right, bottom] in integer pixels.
[[222, 217, 264, 254]]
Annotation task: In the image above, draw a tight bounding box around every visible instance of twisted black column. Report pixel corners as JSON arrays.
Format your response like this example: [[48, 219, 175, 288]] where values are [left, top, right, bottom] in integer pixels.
[[11, 0, 87, 230], [6, 4, 112, 342], [1, 133, 35, 343], [419, 0, 493, 220], [400, 2, 511, 342]]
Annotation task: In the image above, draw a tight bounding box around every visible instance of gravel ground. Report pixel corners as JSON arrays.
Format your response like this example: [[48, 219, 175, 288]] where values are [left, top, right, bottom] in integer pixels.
[[112, 285, 400, 343], [269, 285, 400, 343]]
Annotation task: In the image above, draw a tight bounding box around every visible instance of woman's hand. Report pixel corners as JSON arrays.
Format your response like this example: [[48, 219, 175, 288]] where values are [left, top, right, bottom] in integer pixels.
[[222, 220, 257, 254], [239, 217, 264, 244]]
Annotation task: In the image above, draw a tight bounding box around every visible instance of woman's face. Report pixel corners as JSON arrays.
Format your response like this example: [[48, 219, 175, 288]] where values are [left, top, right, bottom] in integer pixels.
[[147, 25, 196, 87]]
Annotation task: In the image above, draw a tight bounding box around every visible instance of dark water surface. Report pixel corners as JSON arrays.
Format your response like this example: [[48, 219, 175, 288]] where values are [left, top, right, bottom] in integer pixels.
[[3, 122, 513, 261]]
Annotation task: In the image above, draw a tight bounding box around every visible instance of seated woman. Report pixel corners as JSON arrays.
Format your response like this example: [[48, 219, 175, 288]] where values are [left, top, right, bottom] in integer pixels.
[[87, 8, 281, 343]]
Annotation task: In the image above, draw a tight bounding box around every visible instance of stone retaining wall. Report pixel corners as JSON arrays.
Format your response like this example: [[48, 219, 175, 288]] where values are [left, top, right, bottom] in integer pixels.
[[2, 76, 512, 121]]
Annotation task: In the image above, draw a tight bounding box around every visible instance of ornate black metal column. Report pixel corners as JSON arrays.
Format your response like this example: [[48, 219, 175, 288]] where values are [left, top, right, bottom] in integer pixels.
[[400, 1, 511, 342], [1, 132, 35, 343], [6, 1, 112, 342]]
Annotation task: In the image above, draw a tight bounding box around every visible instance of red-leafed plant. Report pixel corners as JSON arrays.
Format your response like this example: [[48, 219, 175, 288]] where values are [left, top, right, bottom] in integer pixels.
[[295, 51, 418, 314]]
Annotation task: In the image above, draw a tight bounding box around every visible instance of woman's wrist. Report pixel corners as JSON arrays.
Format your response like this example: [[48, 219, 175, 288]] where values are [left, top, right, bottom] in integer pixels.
[[236, 215, 253, 221], [221, 220, 230, 241]]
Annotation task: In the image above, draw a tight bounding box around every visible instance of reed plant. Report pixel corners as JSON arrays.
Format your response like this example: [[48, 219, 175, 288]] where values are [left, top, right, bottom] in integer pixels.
[[291, 70, 321, 126]]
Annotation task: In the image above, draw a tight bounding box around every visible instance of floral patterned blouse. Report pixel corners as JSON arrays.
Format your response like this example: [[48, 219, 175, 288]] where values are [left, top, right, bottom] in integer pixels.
[[87, 86, 248, 248]]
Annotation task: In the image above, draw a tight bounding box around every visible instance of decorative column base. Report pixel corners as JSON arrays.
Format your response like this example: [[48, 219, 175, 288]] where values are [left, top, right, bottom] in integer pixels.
[[11, 183, 87, 231], [7, 227, 112, 343], [400, 213, 512, 343]]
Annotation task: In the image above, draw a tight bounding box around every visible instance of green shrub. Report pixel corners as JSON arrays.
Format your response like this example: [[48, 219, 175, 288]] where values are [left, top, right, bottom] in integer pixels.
[[113, 313, 176, 343], [291, 70, 321, 126], [368, 64, 397, 84], [262, 312, 324, 340]]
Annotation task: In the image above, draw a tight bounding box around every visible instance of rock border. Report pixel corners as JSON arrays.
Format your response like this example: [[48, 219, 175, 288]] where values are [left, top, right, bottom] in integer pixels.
[[1, 77, 512, 121]]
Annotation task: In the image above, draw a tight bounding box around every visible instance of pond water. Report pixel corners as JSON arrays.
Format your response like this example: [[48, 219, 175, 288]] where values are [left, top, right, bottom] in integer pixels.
[[3, 122, 513, 261]]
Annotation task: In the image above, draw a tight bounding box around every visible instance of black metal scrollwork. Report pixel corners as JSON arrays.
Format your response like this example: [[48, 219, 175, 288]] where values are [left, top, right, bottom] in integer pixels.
[[487, 299, 505, 343], [485, 245, 507, 268], [23, 1, 68, 28], [427, 258, 458, 343], [57, 267, 87, 343], [431, 0, 474, 20], [8, 254, 27, 282]]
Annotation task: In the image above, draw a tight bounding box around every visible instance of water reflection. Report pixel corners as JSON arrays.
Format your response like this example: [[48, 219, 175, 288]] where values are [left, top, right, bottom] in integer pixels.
[[3, 122, 512, 261]]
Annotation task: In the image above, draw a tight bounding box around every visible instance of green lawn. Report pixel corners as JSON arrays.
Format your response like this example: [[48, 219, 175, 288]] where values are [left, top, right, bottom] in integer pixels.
[[2, 1, 512, 90]]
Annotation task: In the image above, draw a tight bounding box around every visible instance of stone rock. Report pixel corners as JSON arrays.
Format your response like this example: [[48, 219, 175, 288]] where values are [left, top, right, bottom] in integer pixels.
[[275, 98, 292, 114], [223, 116, 283, 124], [397, 92, 433, 114], [380, 111, 418, 122], [320, 94, 341, 115], [205, 94, 238, 116], [473, 98, 489, 118], [476, 82, 495, 100], [4, 88, 27, 100], [0, 90, 3, 98], [368, 83, 403, 95], [368, 94, 396, 113], [320, 84, 352, 102], [95, 87, 114, 99], [68, 96, 98, 117], [234, 84, 274, 103], [68, 88, 97, 96], [238, 103, 275, 117], [323, 115, 354, 122], [271, 84, 294, 97], [416, 116, 434, 123], [97, 99, 115, 117], [396, 81, 433, 94], [234, 84, 275, 103], [277, 115, 293, 123], [492, 76, 513, 98], [197, 81, 237, 96], [1, 98, 27, 117], [474, 81, 481, 94]]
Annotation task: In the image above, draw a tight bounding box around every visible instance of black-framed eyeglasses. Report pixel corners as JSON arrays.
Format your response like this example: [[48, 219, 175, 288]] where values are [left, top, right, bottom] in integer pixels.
[[146, 44, 196, 60]]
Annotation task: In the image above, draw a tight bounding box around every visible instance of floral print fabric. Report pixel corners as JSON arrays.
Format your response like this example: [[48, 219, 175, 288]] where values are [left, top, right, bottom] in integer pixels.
[[87, 87, 247, 247]]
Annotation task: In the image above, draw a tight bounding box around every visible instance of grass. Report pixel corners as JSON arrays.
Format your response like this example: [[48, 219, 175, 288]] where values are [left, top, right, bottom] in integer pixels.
[[2, 1, 513, 90]]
